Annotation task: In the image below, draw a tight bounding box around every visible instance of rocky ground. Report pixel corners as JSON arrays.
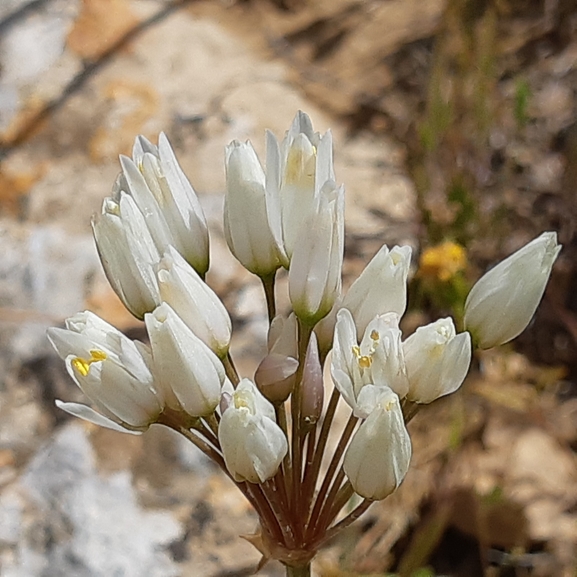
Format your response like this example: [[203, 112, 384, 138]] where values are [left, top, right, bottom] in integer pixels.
[[0, 1, 576, 576]]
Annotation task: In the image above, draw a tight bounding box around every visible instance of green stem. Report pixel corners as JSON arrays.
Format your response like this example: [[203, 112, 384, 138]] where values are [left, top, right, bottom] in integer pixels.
[[315, 469, 346, 533], [203, 414, 220, 437], [291, 320, 314, 535], [314, 499, 372, 548], [174, 425, 223, 466], [261, 273, 277, 323], [301, 387, 340, 515], [170, 422, 285, 545], [262, 479, 297, 548], [320, 478, 354, 534], [305, 412, 357, 539], [245, 483, 286, 545], [222, 352, 240, 386], [402, 399, 421, 424], [285, 563, 311, 577], [276, 402, 288, 437]]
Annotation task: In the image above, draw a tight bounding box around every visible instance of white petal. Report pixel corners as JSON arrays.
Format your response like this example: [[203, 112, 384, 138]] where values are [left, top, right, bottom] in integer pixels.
[[55, 401, 142, 435]]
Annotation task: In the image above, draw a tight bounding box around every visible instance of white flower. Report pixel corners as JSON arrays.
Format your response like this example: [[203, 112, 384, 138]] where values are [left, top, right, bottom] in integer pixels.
[[403, 319, 471, 404], [266, 111, 335, 261], [157, 246, 232, 357], [342, 245, 412, 337], [218, 379, 288, 483], [289, 181, 344, 324], [123, 133, 209, 276], [47, 311, 161, 432], [145, 303, 224, 418], [331, 308, 409, 413], [224, 140, 286, 276], [344, 386, 411, 501], [464, 232, 561, 349], [92, 194, 161, 319]]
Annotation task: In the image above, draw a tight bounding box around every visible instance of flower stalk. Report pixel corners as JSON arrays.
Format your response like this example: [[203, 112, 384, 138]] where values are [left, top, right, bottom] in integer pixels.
[[286, 564, 311, 577]]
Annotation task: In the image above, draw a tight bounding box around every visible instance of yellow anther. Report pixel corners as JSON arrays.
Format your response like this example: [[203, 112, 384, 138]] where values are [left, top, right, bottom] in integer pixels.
[[352, 345, 373, 369], [370, 330, 380, 342], [358, 355, 372, 369], [71, 358, 90, 377], [71, 350, 107, 377], [90, 349, 107, 361]]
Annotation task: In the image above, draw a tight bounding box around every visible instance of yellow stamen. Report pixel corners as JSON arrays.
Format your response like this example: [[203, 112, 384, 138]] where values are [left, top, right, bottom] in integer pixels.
[[71, 349, 107, 377], [358, 355, 372, 369], [352, 344, 374, 369]]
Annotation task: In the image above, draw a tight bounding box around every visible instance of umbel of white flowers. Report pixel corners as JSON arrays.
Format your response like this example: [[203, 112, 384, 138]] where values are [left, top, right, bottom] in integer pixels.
[[47, 111, 561, 569]]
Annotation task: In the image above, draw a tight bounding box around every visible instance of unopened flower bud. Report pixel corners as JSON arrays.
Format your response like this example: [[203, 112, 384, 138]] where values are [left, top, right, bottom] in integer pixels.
[[92, 194, 161, 319], [146, 303, 224, 417], [224, 140, 285, 276], [265, 111, 335, 261], [344, 387, 411, 501], [289, 181, 344, 325], [268, 313, 298, 357], [403, 318, 471, 404], [301, 332, 324, 424], [157, 246, 231, 357], [219, 379, 288, 483], [125, 133, 210, 276], [342, 245, 411, 337], [464, 232, 561, 349], [255, 314, 299, 403], [254, 353, 298, 403]]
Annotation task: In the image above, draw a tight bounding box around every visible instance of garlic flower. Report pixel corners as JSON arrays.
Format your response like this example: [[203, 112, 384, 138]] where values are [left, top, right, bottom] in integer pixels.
[[344, 386, 411, 501], [403, 318, 471, 404], [218, 379, 288, 483], [47, 311, 161, 433], [331, 308, 409, 414], [464, 232, 561, 349]]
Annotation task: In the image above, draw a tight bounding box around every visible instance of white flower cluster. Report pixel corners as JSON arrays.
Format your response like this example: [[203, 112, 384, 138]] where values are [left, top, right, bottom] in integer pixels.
[[48, 113, 560, 537]]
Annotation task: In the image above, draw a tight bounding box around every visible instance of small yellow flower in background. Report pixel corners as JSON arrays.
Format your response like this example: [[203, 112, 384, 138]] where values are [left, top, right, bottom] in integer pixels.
[[419, 240, 467, 282]]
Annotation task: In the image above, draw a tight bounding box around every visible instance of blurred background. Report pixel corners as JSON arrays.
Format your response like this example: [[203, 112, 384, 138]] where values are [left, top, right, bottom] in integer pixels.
[[0, 0, 576, 575]]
